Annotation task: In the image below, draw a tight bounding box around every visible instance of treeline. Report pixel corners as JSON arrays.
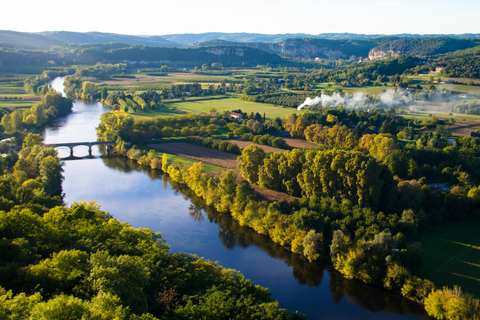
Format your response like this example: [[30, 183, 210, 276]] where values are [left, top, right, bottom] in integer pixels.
[[186, 136, 241, 155], [240, 133, 290, 149], [96, 110, 279, 143], [0, 92, 72, 137], [308, 56, 420, 86], [104, 91, 163, 112], [452, 99, 480, 114], [242, 93, 317, 108], [0, 139, 304, 320]]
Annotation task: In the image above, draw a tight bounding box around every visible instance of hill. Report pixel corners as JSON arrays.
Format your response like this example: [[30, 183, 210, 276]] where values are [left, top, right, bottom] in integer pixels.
[[369, 37, 480, 60], [39, 31, 184, 47], [198, 37, 395, 60], [0, 30, 64, 50], [161, 32, 480, 46]]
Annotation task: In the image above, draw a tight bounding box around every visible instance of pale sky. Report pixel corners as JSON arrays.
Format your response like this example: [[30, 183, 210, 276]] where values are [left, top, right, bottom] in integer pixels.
[[2, 0, 480, 36]]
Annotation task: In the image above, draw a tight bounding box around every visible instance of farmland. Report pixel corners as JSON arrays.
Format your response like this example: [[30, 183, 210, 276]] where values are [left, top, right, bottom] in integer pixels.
[[166, 97, 303, 119]]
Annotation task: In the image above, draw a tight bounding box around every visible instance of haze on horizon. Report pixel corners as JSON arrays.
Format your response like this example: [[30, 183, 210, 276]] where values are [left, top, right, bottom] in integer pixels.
[[2, 0, 480, 37]]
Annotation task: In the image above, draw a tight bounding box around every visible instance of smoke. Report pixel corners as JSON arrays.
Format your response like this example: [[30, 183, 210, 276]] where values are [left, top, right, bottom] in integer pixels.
[[297, 90, 413, 111]]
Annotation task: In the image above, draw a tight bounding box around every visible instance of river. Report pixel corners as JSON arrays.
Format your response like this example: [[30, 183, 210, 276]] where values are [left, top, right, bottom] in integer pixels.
[[44, 77, 431, 320]]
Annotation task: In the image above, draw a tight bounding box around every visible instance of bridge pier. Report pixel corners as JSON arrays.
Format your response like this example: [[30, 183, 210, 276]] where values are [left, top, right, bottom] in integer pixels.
[[88, 145, 92, 156], [69, 146, 74, 157]]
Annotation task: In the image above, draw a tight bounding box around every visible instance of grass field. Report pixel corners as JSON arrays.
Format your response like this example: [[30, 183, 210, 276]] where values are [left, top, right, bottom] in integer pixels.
[[130, 108, 186, 120], [417, 211, 480, 297], [0, 101, 38, 108], [164, 96, 303, 119]]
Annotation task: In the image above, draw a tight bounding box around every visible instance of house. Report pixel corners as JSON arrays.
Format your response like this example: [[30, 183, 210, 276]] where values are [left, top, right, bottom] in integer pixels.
[[435, 67, 444, 74], [230, 112, 243, 120]]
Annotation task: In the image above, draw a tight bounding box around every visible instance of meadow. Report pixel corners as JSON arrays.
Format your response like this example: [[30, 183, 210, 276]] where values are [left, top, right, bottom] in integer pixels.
[[129, 96, 304, 120]]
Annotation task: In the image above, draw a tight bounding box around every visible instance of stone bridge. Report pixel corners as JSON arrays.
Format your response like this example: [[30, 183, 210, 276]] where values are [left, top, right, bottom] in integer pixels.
[[47, 141, 115, 157]]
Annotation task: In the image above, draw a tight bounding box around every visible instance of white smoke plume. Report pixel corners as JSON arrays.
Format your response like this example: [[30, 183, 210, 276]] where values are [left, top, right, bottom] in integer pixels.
[[297, 90, 413, 111]]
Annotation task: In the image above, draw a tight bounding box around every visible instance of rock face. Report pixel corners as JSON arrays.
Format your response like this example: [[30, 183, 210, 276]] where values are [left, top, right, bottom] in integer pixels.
[[206, 47, 244, 57], [368, 48, 400, 60], [274, 40, 347, 59], [197, 38, 377, 60]]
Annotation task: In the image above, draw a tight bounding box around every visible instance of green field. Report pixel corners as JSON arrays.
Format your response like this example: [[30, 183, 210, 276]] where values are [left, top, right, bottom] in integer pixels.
[[417, 211, 480, 297], [0, 101, 38, 108], [165, 96, 303, 119], [401, 110, 480, 123], [130, 108, 186, 120]]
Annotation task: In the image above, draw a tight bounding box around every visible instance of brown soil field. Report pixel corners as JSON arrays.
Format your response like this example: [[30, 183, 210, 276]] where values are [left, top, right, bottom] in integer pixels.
[[407, 101, 454, 113], [148, 142, 238, 170], [226, 138, 318, 153], [283, 137, 319, 149], [147, 142, 292, 202], [98, 73, 229, 87], [226, 140, 285, 153], [449, 120, 480, 136], [448, 77, 480, 85]]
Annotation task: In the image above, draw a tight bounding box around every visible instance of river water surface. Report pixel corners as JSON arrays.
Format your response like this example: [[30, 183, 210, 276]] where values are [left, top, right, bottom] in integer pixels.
[[43, 77, 431, 320]]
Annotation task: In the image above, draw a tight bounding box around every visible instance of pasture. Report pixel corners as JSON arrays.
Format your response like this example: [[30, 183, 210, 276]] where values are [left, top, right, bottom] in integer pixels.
[[164, 96, 303, 119]]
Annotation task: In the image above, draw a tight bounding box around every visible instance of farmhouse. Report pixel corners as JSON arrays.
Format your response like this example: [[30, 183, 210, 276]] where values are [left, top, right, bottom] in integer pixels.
[[230, 112, 243, 120]]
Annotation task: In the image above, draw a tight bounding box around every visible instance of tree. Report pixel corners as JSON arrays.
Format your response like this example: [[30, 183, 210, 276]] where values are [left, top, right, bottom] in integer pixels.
[[39, 155, 64, 195], [303, 230, 324, 262], [96, 111, 134, 141], [237, 145, 265, 184], [366, 134, 400, 162]]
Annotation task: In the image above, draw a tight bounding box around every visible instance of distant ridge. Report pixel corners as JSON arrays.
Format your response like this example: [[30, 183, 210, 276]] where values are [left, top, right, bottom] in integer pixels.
[[0, 30, 64, 50], [38, 31, 184, 48], [160, 32, 480, 46]]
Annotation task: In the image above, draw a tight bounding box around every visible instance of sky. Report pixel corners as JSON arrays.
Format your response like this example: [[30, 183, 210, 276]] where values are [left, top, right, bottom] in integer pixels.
[[2, 0, 480, 36]]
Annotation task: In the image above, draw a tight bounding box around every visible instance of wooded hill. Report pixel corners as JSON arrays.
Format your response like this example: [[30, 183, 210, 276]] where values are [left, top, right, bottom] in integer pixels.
[[2, 30, 480, 71], [39, 31, 184, 48]]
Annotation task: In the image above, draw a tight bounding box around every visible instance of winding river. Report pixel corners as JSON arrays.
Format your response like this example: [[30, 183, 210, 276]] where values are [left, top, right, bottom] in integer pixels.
[[44, 77, 431, 320]]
